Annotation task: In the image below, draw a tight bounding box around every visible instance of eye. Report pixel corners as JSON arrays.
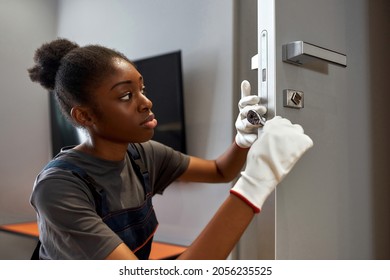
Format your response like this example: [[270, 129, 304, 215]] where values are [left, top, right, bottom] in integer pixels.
[[141, 86, 147, 96], [120, 92, 133, 101]]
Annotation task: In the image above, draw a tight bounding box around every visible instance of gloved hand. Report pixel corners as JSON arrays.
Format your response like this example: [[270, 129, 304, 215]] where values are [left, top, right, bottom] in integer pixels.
[[235, 80, 267, 148], [230, 116, 314, 213]]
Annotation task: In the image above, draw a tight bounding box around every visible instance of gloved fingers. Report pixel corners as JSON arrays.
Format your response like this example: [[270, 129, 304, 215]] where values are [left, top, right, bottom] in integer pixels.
[[292, 123, 305, 134], [242, 118, 262, 130], [235, 132, 258, 148], [239, 80, 260, 108], [257, 116, 313, 152], [264, 116, 304, 133], [249, 123, 313, 181], [239, 104, 265, 118], [239, 95, 260, 109], [264, 116, 288, 127], [279, 133, 314, 180], [241, 104, 267, 118], [241, 80, 251, 98], [300, 134, 314, 150], [236, 116, 262, 131]]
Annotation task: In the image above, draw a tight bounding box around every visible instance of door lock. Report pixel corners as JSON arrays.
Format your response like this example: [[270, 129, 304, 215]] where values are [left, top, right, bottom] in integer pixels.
[[247, 109, 267, 126], [283, 89, 304, 109]]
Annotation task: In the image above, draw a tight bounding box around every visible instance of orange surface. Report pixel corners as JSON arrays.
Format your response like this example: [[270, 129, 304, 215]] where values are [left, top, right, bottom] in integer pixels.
[[0, 222, 39, 237], [149, 241, 186, 260], [0, 222, 186, 259]]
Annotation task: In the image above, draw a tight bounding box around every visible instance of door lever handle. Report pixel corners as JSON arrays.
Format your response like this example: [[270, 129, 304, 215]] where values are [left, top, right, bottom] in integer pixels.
[[283, 41, 347, 67]]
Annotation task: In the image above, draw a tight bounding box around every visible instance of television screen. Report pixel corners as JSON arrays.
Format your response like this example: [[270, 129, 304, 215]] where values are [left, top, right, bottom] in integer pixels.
[[134, 51, 186, 153], [49, 50, 187, 156]]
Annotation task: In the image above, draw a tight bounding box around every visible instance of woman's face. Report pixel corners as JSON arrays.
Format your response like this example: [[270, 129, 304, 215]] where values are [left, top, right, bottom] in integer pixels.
[[88, 58, 157, 144]]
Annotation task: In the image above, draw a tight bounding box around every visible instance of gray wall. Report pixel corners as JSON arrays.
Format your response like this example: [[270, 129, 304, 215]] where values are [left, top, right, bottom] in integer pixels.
[[0, 0, 237, 257], [0, 0, 58, 225], [45, 0, 236, 246]]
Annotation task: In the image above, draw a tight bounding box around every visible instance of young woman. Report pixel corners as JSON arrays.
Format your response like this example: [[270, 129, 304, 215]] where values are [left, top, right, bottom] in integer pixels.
[[28, 38, 313, 260]]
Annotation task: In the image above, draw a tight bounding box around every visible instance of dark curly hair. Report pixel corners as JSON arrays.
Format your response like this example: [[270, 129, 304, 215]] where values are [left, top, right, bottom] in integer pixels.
[[28, 38, 132, 125]]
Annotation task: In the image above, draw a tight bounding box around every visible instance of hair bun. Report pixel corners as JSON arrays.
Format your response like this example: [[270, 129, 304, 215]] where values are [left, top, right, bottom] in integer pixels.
[[28, 38, 79, 91]]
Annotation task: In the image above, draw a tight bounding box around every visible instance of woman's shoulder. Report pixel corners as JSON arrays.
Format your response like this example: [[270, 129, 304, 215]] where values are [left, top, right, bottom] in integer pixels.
[[32, 149, 98, 206]]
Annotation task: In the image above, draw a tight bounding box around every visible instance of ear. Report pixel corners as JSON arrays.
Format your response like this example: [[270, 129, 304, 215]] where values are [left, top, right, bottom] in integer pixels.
[[70, 106, 95, 127]]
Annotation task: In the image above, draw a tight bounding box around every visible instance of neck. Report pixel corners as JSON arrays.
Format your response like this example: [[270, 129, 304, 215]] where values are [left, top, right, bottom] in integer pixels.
[[74, 138, 129, 161]]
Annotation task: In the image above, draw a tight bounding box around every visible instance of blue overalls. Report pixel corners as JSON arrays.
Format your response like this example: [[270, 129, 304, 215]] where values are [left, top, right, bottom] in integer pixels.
[[31, 144, 158, 260]]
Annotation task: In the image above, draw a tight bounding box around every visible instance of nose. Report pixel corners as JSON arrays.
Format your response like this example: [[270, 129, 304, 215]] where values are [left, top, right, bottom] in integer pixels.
[[138, 93, 153, 112]]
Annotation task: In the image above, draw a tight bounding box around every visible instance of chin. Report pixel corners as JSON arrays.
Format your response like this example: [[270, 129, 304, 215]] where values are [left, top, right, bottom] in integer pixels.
[[132, 131, 154, 143]]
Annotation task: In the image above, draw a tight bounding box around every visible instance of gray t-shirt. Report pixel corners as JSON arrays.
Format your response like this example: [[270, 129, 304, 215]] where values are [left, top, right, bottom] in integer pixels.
[[30, 141, 190, 260]]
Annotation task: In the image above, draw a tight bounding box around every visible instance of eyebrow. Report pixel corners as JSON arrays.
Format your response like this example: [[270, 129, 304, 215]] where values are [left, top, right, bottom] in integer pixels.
[[110, 76, 144, 91], [110, 80, 132, 90]]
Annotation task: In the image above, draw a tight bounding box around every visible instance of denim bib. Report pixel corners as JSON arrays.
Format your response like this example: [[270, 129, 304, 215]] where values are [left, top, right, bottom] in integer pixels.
[[32, 144, 158, 260]]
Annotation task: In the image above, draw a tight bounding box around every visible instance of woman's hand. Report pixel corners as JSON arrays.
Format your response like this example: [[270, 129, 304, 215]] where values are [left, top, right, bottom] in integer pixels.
[[235, 80, 266, 148], [231, 116, 313, 213]]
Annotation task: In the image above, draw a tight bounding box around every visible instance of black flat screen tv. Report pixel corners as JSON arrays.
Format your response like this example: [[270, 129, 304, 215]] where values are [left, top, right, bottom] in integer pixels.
[[50, 50, 187, 156], [134, 51, 187, 154]]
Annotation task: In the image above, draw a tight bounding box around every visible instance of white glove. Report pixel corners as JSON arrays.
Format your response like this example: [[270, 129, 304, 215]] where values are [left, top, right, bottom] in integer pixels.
[[235, 80, 267, 148], [231, 116, 313, 213]]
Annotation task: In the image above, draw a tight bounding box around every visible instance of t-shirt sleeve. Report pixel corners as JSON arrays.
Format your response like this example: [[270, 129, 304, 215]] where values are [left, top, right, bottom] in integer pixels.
[[136, 141, 190, 194], [30, 169, 123, 260]]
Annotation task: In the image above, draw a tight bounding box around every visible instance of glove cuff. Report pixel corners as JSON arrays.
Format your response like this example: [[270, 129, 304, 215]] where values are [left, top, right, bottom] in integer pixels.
[[230, 174, 276, 214], [230, 189, 261, 213]]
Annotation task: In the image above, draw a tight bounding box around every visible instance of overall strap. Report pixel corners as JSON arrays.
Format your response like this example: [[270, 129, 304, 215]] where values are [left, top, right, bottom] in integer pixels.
[[32, 145, 153, 260], [43, 145, 150, 214], [32, 159, 104, 260], [127, 144, 152, 194], [43, 160, 106, 216]]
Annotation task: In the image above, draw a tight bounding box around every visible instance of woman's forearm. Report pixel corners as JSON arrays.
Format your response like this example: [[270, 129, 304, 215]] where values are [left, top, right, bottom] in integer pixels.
[[179, 142, 249, 183], [177, 194, 255, 260], [215, 142, 249, 181]]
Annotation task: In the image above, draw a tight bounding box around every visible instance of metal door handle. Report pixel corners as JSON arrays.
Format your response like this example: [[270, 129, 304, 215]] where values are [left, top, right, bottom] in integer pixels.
[[282, 41, 347, 67]]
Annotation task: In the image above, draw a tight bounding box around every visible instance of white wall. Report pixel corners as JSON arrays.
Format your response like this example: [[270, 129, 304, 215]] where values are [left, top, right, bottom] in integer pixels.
[[56, 0, 236, 245], [0, 0, 57, 224]]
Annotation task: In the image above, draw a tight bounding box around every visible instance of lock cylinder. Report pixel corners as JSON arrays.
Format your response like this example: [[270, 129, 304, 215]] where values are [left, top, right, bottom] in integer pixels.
[[247, 109, 267, 126]]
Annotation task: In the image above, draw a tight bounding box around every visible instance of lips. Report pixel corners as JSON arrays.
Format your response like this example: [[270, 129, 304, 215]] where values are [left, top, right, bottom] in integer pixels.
[[141, 114, 158, 129]]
